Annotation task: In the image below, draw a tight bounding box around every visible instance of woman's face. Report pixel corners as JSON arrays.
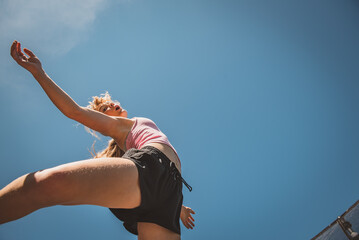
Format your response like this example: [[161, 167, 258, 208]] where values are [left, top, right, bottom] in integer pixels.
[[99, 102, 128, 118]]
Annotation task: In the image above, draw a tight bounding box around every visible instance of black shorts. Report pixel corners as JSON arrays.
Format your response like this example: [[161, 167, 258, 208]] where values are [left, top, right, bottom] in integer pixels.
[[109, 146, 186, 235]]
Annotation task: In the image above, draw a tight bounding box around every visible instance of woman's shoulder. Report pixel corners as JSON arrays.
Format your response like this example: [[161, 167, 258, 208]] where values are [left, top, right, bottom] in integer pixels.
[[110, 117, 136, 135]]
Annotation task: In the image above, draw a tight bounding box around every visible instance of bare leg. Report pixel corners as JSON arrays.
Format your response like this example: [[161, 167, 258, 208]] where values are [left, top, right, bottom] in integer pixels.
[[0, 158, 141, 224], [138, 222, 181, 240], [0, 172, 43, 224]]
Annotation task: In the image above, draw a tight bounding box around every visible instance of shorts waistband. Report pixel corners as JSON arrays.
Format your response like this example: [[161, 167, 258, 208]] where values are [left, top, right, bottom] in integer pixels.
[[141, 145, 192, 192]]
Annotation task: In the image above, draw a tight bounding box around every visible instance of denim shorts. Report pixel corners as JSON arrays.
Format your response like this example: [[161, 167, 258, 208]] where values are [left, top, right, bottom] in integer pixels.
[[109, 145, 191, 235]]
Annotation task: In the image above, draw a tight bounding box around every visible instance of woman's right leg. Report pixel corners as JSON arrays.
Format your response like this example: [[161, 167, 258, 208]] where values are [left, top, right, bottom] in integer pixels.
[[0, 157, 141, 224]]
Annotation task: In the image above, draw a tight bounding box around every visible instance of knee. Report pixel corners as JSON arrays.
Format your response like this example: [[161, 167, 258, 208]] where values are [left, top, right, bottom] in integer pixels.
[[27, 168, 73, 205]]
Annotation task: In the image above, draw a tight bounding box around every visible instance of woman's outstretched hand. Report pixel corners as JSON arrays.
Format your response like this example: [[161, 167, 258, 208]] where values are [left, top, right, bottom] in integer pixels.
[[10, 40, 43, 75], [180, 205, 195, 230]]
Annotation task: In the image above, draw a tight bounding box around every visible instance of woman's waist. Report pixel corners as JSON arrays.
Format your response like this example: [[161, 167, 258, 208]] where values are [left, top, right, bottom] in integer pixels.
[[141, 142, 181, 173]]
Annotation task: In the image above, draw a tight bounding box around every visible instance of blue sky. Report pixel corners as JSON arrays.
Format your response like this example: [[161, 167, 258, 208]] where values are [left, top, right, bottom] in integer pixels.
[[1, 0, 359, 239]]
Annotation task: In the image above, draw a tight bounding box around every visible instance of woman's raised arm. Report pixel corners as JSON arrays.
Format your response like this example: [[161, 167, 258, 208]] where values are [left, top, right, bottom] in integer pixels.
[[10, 40, 81, 118], [10, 40, 129, 139]]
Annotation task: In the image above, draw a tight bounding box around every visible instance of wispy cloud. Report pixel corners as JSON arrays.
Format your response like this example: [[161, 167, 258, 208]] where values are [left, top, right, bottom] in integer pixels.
[[0, 0, 109, 55]]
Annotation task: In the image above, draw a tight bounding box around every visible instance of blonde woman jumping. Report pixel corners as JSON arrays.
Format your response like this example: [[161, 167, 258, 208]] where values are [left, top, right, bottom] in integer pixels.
[[0, 40, 195, 240]]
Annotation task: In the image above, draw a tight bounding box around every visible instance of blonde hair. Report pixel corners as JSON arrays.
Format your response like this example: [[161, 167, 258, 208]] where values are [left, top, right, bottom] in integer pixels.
[[87, 92, 125, 158]]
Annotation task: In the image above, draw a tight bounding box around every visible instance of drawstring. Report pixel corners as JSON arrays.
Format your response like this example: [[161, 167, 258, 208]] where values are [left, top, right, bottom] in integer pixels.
[[170, 161, 192, 192], [181, 178, 193, 192]]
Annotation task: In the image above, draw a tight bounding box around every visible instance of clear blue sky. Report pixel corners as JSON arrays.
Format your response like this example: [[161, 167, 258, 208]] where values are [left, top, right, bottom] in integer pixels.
[[1, 0, 359, 239]]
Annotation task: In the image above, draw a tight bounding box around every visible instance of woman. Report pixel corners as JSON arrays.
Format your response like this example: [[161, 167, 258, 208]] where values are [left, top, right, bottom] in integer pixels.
[[1, 40, 195, 239]]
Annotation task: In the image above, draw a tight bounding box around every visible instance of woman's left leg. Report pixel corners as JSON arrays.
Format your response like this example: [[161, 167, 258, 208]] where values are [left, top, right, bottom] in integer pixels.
[[138, 222, 181, 240], [0, 157, 141, 224]]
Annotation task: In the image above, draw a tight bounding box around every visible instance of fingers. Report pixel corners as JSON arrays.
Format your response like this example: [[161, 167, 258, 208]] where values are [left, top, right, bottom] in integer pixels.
[[185, 219, 195, 229], [24, 48, 36, 58], [188, 209, 195, 222], [180, 207, 196, 230], [17, 42, 25, 58], [10, 41, 23, 63], [17, 42, 28, 64], [188, 219, 195, 229], [10, 40, 30, 66], [10, 41, 17, 57], [181, 214, 195, 230], [183, 220, 192, 229]]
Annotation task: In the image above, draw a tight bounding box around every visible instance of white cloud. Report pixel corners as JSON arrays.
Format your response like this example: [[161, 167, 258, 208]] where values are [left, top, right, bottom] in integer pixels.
[[0, 0, 109, 55]]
